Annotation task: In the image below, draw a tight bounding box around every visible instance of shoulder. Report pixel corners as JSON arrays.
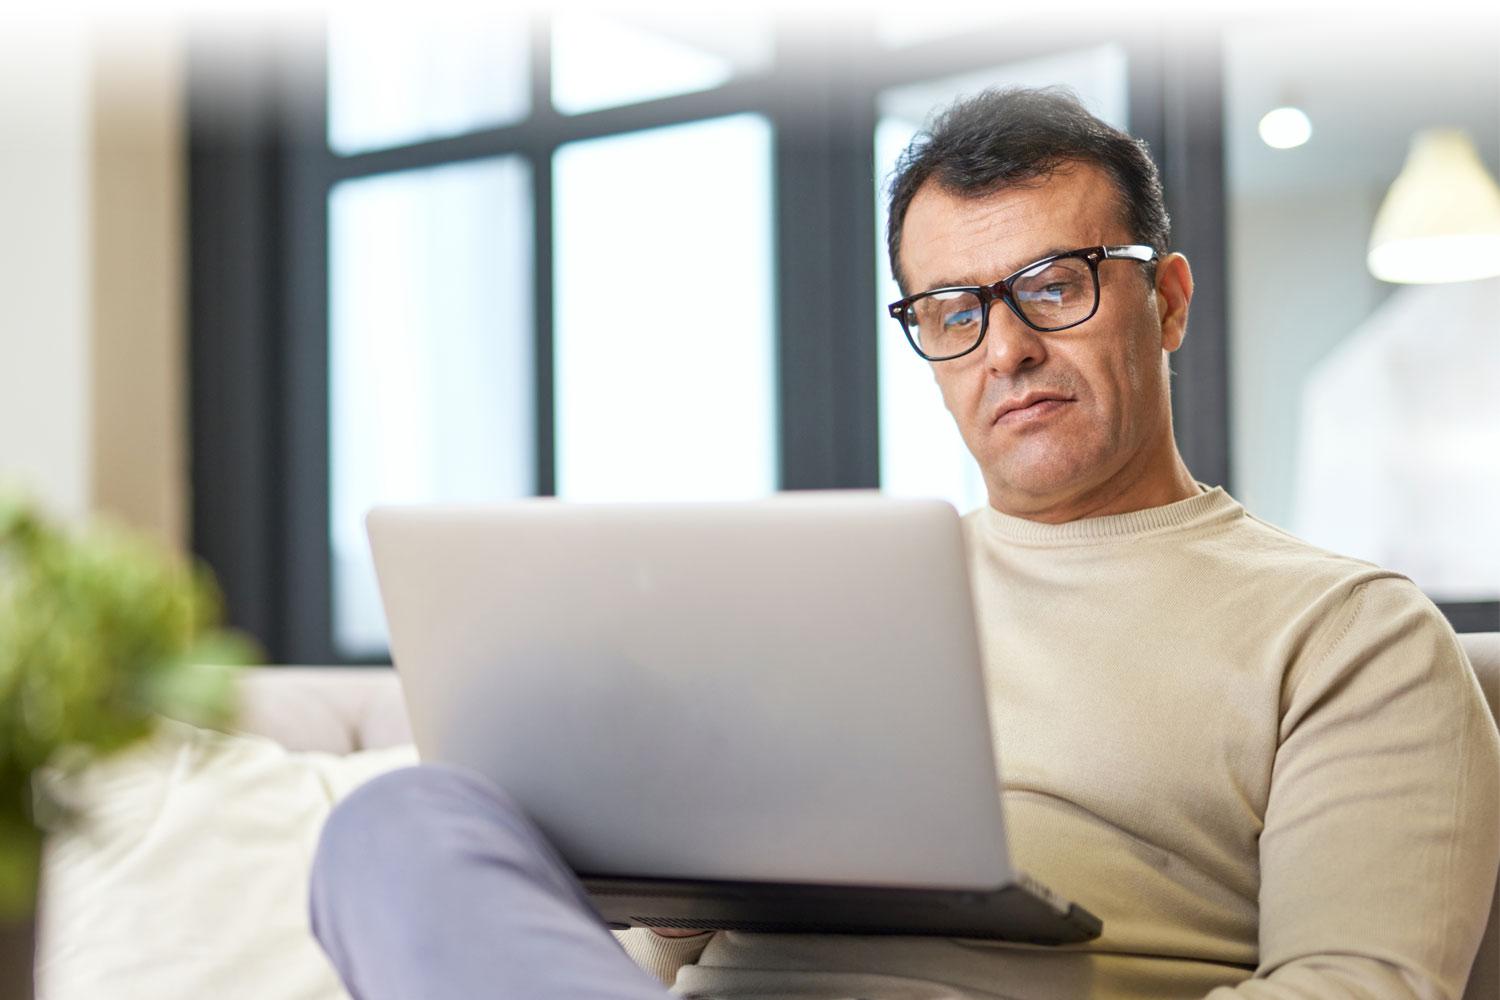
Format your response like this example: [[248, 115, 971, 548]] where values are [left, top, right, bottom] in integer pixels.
[[1188, 500, 1417, 623], [1203, 503, 1388, 585], [1275, 567, 1475, 735], [1202, 505, 1459, 684]]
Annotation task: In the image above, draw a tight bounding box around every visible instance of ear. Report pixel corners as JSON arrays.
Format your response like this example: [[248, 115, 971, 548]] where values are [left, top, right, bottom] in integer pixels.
[[1155, 252, 1193, 353]]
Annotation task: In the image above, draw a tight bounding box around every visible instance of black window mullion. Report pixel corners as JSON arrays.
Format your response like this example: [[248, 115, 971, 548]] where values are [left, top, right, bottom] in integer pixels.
[[530, 14, 556, 497], [829, 67, 881, 489], [278, 27, 339, 664], [187, 29, 287, 659], [770, 25, 840, 490], [1157, 28, 1231, 493], [1439, 602, 1500, 633]]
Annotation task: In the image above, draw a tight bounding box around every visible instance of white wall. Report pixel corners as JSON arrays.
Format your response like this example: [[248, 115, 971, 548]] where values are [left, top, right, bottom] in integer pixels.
[[0, 20, 94, 522], [0, 17, 186, 548], [1228, 185, 1393, 531]]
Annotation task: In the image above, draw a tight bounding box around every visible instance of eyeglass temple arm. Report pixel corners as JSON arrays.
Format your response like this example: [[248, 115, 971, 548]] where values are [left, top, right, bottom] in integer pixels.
[[1102, 244, 1158, 261]]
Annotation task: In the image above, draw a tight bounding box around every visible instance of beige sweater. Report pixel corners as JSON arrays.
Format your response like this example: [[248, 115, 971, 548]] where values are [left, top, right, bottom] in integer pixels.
[[619, 488, 1499, 999]]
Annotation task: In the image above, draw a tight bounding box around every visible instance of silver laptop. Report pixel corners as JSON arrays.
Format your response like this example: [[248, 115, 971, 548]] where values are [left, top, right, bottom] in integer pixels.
[[366, 493, 1100, 944]]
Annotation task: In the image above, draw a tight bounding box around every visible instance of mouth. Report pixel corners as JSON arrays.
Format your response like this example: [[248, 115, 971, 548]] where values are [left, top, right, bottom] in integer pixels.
[[992, 392, 1075, 426]]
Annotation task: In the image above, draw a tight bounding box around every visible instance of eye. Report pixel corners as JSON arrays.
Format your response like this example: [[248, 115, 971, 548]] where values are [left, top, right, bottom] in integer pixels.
[[1019, 282, 1070, 305], [942, 303, 981, 330], [911, 291, 982, 333], [1014, 261, 1089, 305]]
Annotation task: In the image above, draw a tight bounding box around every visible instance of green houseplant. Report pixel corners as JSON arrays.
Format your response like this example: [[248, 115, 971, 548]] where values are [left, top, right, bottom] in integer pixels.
[[0, 494, 253, 998]]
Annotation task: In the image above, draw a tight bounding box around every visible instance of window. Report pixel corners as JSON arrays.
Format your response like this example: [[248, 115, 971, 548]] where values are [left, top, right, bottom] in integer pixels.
[[553, 115, 776, 503], [550, 12, 771, 116], [194, 17, 1279, 662], [328, 158, 534, 655], [318, 23, 784, 654], [327, 11, 531, 155]]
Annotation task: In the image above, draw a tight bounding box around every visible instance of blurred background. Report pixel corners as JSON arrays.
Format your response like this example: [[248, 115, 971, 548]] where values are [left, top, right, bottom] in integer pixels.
[[2, 1, 1497, 664]]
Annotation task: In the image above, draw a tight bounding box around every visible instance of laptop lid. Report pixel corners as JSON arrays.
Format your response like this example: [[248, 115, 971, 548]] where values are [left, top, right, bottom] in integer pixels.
[[367, 493, 1014, 891]]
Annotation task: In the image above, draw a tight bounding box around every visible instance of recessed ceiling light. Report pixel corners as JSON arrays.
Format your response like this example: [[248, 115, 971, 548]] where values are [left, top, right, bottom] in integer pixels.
[[1258, 107, 1313, 150]]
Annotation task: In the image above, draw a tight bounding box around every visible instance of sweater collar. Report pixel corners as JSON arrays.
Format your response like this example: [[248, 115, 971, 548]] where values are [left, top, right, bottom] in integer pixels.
[[976, 484, 1240, 546]]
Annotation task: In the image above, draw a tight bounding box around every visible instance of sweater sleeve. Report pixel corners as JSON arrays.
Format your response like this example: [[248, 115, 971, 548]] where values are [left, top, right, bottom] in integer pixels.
[[612, 928, 715, 987], [1204, 578, 1499, 999]]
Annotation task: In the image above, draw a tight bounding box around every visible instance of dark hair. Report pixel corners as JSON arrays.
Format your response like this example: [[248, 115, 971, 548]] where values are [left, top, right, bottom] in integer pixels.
[[885, 86, 1170, 292]]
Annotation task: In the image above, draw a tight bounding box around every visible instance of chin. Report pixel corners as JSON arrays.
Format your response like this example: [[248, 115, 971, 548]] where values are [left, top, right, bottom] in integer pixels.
[[988, 449, 1089, 492], [985, 452, 1118, 514], [988, 472, 1087, 512]]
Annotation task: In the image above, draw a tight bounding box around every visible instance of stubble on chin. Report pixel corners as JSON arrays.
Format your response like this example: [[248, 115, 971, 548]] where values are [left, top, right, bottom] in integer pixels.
[[976, 408, 1123, 514]]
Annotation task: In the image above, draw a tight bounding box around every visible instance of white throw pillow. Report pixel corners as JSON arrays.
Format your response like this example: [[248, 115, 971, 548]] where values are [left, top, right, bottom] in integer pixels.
[[35, 719, 417, 1000]]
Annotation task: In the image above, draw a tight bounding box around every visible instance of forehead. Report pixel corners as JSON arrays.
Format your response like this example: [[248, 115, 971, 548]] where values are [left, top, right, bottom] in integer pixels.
[[899, 163, 1126, 290]]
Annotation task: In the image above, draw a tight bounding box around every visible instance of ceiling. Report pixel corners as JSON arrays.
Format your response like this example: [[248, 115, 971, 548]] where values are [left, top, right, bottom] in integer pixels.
[[1223, 17, 1500, 200]]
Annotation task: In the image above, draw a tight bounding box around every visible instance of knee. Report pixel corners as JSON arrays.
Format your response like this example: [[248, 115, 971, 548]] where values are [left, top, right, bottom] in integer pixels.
[[323, 762, 517, 843], [309, 765, 498, 963], [313, 765, 517, 886]]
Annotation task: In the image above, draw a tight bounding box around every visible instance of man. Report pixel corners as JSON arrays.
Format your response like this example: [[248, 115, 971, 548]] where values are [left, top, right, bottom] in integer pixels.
[[309, 88, 1499, 999]]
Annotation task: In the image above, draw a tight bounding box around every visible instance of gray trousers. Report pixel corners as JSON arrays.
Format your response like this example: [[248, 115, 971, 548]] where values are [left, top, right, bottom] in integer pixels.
[[310, 764, 673, 1000]]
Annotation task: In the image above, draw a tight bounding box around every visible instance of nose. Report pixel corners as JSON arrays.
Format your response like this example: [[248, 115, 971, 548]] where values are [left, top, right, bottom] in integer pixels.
[[982, 297, 1047, 376]]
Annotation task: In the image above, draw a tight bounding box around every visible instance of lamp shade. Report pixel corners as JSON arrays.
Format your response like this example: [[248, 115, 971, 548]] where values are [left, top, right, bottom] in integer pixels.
[[1367, 129, 1500, 284]]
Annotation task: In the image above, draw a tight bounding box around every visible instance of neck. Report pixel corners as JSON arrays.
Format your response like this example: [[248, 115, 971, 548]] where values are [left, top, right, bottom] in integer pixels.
[[990, 444, 1199, 525]]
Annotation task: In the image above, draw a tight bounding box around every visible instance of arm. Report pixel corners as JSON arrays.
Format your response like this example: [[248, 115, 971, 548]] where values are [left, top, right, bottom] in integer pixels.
[[1205, 579, 1499, 999]]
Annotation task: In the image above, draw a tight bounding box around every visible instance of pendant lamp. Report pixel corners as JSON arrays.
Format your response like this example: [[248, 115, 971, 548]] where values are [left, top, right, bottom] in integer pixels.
[[1366, 129, 1500, 284]]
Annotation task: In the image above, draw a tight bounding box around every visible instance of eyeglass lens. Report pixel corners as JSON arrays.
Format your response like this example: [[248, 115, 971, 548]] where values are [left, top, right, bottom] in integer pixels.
[[907, 256, 1097, 358]]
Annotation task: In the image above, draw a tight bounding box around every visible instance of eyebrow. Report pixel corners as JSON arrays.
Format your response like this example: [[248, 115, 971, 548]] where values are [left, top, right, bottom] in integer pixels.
[[922, 245, 1078, 292]]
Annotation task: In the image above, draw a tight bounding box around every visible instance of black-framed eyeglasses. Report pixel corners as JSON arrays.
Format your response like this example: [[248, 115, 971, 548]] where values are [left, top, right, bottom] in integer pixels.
[[887, 244, 1159, 362]]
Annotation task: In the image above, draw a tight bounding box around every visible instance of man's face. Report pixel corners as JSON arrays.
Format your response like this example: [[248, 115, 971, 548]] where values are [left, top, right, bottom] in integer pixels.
[[897, 163, 1188, 520]]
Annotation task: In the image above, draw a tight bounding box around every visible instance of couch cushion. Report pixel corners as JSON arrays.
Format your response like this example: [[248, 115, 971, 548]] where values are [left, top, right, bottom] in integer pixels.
[[1460, 632, 1498, 722], [35, 720, 416, 1000], [1458, 632, 1499, 1000], [232, 667, 411, 754]]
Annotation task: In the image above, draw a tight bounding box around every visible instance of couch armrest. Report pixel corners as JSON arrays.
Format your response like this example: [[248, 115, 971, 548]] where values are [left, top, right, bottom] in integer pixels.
[[229, 666, 412, 754]]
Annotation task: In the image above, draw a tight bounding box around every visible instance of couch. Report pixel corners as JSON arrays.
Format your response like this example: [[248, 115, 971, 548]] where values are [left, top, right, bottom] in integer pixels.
[[34, 636, 1500, 1000]]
